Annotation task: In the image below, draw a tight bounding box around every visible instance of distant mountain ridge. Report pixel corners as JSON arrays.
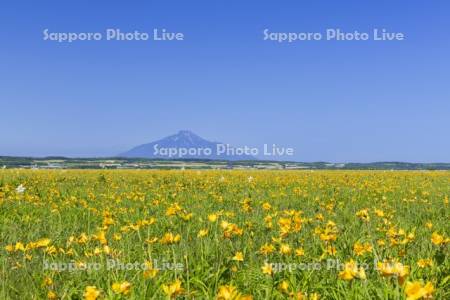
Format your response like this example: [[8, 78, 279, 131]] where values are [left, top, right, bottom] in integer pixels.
[[119, 130, 255, 160]]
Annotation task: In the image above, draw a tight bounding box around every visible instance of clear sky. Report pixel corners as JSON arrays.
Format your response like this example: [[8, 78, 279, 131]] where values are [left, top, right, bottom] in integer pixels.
[[1, 0, 449, 162]]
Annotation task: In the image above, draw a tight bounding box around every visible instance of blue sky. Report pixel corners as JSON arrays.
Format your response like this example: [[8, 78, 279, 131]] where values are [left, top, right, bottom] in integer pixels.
[[1, 0, 449, 162]]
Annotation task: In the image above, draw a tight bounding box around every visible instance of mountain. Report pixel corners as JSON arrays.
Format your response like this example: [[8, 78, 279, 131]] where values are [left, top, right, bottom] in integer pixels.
[[119, 130, 256, 161]]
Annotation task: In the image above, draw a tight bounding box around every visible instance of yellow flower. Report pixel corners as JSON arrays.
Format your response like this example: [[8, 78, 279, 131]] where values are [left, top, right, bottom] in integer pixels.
[[221, 220, 230, 230], [78, 233, 89, 244], [315, 213, 324, 221], [216, 285, 238, 299], [216, 285, 252, 300], [102, 215, 114, 227], [144, 260, 159, 279], [353, 242, 372, 256], [45, 246, 57, 255], [338, 259, 366, 281], [112, 281, 131, 295], [144, 268, 159, 279], [353, 242, 365, 256], [83, 286, 100, 300], [216, 285, 235, 299], [278, 281, 289, 293], [262, 202, 272, 210], [35, 238, 51, 248], [431, 232, 444, 245], [317, 221, 338, 242], [295, 247, 305, 257], [357, 267, 367, 280], [103, 245, 111, 255], [309, 292, 320, 300], [325, 245, 337, 256], [94, 231, 107, 245], [43, 277, 53, 286], [356, 209, 370, 222], [377, 261, 409, 284], [259, 243, 275, 255], [166, 203, 182, 216], [232, 251, 244, 262], [5, 244, 14, 252], [208, 214, 218, 222], [393, 263, 409, 282], [374, 209, 385, 217], [197, 229, 209, 238], [180, 213, 193, 221], [75, 261, 87, 269], [377, 261, 393, 276], [160, 232, 181, 245], [15, 242, 25, 252], [279, 244, 292, 255], [417, 259, 433, 268], [162, 279, 185, 298], [338, 268, 355, 281], [405, 281, 434, 300], [221, 221, 244, 238], [145, 237, 158, 244], [377, 239, 386, 247], [47, 290, 58, 300], [261, 262, 273, 275]]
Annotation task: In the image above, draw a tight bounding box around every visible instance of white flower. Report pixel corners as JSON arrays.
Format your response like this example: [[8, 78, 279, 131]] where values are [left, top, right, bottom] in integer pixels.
[[247, 176, 254, 182], [16, 184, 26, 193]]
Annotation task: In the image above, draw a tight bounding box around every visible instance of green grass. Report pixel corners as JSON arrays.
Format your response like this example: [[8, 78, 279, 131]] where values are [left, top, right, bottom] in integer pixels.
[[0, 170, 449, 299]]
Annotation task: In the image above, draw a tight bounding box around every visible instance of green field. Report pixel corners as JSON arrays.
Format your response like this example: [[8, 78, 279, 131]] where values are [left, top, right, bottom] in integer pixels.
[[1, 170, 449, 299]]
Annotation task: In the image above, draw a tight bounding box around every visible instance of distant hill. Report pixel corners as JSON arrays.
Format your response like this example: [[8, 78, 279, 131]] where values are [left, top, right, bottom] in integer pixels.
[[119, 130, 256, 161], [1, 156, 450, 170]]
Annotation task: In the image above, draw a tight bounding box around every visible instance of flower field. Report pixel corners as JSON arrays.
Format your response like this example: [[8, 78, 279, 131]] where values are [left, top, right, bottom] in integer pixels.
[[1, 170, 449, 299]]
